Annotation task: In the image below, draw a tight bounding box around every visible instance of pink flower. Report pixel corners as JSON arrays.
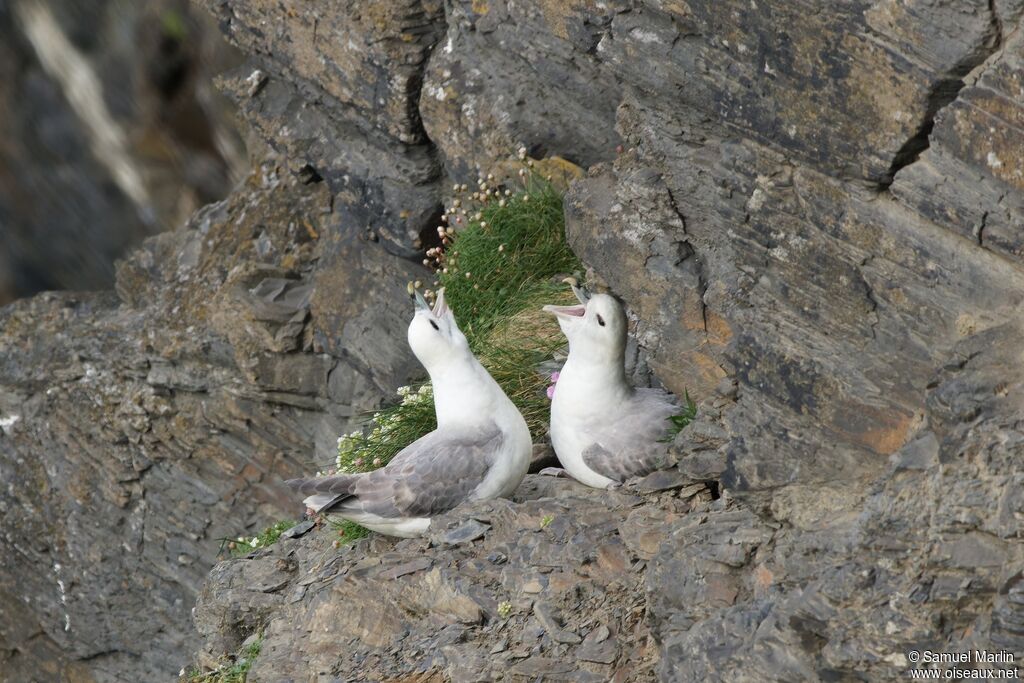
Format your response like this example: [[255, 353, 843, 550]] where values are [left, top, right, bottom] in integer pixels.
[[546, 371, 560, 400]]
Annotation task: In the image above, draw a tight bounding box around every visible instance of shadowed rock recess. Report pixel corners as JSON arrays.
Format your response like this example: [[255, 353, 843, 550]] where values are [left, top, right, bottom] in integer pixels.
[[1, 0, 1022, 681]]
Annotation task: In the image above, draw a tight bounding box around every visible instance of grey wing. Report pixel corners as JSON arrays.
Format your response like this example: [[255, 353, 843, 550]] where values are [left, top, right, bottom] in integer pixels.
[[581, 388, 679, 482], [338, 422, 504, 519]]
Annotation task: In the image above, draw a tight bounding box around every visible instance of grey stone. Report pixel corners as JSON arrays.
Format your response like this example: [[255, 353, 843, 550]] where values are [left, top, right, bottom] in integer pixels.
[[633, 469, 694, 493], [281, 520, 316, 540], [533, 603, 582, 645], [441, 519, 492, 546]]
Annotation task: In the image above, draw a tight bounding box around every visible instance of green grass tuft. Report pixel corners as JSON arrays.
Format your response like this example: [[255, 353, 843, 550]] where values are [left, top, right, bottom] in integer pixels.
[[220, 520, 296, 558], [436, 177, 579, 337], [661, 392, 698, 442], [186, 635, 261, 682], [329, 519, 372, 545]]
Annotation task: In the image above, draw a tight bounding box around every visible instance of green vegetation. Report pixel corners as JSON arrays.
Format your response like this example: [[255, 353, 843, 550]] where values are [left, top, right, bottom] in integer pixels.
[[186, 636, 261, 683], [331, 171, 580, 478], [329, 519, 371, 545], [661, 391, 698, 442], [220, 520, 296, 558]]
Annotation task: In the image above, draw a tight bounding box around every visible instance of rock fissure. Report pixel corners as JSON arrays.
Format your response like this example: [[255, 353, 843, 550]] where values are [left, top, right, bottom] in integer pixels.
[[881, 0, 1004, 188]]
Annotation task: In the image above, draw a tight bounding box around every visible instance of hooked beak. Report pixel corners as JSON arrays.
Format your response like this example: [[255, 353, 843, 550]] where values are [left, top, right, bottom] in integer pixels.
[[564, 276, 591, 305], [543, 277, 589, 320]]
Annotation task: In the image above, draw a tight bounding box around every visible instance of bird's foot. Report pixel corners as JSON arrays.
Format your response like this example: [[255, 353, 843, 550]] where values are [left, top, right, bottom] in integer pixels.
[[538, 467, 568, 478], [605, 481, 623, 491]]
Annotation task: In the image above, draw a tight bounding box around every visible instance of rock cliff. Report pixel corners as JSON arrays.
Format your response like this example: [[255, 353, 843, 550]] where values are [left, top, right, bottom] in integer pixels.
[[1, 0, 1022, 681]]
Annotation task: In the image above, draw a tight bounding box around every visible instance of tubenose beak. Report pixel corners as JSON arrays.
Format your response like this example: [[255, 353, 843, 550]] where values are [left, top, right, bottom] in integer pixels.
[[564, 276, 591, 305], [543, 277, 589, 320]]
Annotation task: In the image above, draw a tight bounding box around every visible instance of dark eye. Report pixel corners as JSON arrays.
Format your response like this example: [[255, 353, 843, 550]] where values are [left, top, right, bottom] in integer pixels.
[[597, 314, 606, 327], [429, 320, 439, 331]]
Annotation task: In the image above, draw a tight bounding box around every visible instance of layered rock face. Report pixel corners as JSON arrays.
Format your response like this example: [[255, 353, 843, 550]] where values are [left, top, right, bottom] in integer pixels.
[[2, 0, 1022, 681], [0, 161, 426, 680]]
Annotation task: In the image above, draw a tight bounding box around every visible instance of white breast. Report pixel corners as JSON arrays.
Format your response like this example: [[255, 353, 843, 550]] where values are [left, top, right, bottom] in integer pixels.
[[472, 403, 532, 500], [549, 392, 618, 489]]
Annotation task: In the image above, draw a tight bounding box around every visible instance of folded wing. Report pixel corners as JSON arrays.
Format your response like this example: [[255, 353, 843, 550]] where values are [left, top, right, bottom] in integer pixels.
[[287, 422, 504, 518], [581, 388, 679, 482]]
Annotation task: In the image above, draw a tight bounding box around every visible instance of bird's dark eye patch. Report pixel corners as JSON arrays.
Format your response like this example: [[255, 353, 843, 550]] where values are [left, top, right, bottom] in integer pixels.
[[597, 314, 606, 327], [429, 320, 440, 331]]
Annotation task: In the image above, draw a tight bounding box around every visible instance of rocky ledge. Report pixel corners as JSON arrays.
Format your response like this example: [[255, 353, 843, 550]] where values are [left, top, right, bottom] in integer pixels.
[[192, 475, 716, 682]]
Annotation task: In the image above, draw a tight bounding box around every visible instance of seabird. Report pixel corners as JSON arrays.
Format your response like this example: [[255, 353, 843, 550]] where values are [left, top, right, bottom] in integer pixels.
[[543, 284, 680, 488], [287, 289, 532, 537]]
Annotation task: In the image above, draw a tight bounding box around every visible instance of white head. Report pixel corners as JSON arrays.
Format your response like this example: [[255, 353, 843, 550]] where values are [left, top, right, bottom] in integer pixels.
[[407, 288, 470, 372], [543, 285, 627, 366]]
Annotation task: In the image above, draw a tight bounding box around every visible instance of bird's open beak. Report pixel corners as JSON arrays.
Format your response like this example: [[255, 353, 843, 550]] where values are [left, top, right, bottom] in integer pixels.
[[543, 303, 587, 319], [414, 289, 431, 312], [543, 277, 590, 320], [432, 287, 448, 317], [569, 281, 591, 305]]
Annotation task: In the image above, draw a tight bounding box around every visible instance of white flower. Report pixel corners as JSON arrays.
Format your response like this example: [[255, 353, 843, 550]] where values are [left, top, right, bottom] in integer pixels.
[[250, 537, 259, 547]]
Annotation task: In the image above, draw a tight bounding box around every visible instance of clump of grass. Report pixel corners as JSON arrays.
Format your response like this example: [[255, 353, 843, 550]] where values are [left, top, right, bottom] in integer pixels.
[[186, 635, 261, 682], [219, 520, 296, 558], [329, 519, 372, 545], [329, 165, 580, 482], [661, 392, 698, 442]]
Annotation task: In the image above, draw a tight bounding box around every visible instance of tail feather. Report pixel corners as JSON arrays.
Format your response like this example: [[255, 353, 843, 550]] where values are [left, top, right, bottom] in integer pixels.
[[303, 493, 347, 514]]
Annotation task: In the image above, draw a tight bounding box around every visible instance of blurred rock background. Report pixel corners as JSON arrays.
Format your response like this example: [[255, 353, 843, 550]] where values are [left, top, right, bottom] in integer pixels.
[[0, 0, 246, 305]]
